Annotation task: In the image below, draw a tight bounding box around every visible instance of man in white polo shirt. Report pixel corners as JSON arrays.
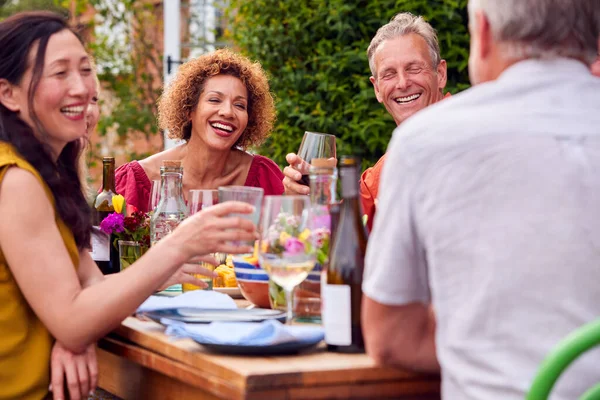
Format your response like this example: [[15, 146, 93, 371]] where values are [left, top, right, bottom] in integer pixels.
[[362, 0, 600, 399]]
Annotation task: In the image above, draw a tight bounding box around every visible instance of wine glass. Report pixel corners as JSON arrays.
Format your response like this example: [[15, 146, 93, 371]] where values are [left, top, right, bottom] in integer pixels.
[[258, 195, 317, 324], [183, 189, 219, 292], [188, 189, 219, 213], [147, 179, 161, 213], [296, 131, 337, 186]]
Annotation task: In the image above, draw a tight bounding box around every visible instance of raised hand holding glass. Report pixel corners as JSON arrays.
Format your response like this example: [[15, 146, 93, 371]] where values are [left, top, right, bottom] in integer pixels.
[[296, 131, 337, 186]]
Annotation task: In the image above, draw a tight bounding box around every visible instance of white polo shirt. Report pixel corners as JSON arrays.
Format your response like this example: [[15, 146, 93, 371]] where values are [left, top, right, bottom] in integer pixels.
[[364, 58, 600, 400]]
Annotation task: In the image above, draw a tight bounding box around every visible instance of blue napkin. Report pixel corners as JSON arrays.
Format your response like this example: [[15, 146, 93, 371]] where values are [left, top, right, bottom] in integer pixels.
[[162, 318, 324, 346], [137, 290, 237, 313]]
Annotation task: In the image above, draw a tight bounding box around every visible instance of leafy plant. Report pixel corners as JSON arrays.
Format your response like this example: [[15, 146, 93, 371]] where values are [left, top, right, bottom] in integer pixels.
[[0, 0, 68, 19], [226, 0, 470, 168], [85, 0, 164, 169]]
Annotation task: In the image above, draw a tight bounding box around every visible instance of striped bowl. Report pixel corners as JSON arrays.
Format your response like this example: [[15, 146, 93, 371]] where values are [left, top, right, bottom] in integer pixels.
[[232, 256, 271, 308]]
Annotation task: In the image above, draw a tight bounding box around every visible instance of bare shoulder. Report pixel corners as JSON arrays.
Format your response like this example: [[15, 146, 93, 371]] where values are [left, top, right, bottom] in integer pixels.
[[0, 167, 49, 202], [0, 167, 53, 226], [138, 146, 185, 181]]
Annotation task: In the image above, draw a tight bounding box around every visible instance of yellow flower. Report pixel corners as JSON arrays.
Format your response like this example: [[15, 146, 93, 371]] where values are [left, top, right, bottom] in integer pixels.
[[298, 228, 311, 242], [112, 194, 125, 214], [279, 231, 291, 243], [260, 240, 269, 254]]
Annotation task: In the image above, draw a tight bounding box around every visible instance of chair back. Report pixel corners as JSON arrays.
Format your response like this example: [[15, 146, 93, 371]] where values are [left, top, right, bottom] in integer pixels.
[[526, 319, 600, 400]]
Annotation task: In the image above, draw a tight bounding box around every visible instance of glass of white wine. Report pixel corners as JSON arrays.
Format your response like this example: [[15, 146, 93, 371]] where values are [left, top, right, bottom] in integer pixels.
[[258, 195, 317, 324]]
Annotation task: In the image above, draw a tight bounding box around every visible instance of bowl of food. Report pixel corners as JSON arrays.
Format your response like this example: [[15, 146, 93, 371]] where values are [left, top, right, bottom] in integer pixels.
[[232, 255, 271, 308]]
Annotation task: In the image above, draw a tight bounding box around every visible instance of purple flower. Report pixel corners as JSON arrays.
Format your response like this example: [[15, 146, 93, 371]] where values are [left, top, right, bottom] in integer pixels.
[[100, 212, 125, 234], [284, 237, 305, 256]]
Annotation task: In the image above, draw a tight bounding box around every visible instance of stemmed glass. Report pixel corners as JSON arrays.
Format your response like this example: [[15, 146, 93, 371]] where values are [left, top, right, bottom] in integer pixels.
[[258, 195, 317, 324], [296, 131, 337, 186], [188, 189, 219, 213], [183, 189, 219, 292]]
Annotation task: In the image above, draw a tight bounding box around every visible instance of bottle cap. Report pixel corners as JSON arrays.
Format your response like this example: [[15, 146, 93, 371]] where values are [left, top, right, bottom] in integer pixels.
[[339, 156, 360, 167], [162, 160, 182, 168], [102, 156, 115, 162]]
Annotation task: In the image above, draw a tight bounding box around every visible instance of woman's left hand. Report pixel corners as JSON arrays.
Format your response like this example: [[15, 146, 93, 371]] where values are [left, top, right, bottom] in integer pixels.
[[49, 341, 98, 400]]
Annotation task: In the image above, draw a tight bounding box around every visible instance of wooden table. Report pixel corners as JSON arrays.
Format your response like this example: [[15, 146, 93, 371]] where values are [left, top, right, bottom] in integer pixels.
[[98, 306, 440, 399]]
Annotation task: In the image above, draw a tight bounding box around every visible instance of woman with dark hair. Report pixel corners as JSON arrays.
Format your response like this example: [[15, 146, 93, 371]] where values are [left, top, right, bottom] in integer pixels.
[[115, 48, 284, 212], [0, 11, 257, 400]]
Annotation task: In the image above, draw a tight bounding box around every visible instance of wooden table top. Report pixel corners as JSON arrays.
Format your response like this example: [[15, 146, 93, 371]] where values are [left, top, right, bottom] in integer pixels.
[[98, 301, 440, 399]]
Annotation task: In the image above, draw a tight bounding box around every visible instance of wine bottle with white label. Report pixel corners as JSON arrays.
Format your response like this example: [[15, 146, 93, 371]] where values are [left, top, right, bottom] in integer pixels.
[[322, 156, 368, 353], [90, 157, 119, 274]]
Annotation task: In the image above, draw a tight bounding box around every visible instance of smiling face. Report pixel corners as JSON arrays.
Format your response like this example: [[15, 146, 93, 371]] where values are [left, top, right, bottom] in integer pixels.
[[370, 33, 447, 126], [8, 29, 94, 156], [189, 74, 249, 151]]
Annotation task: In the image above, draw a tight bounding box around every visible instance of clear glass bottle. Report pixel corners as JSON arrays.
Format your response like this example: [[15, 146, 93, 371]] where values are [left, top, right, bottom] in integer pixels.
[[150, 160, 188, 292], [322, 156, 368, 353], [294, 158, 337, 322], [90, 157, 120, 274]]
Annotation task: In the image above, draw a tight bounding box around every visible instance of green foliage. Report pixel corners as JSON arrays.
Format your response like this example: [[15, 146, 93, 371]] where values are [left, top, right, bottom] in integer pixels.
[[0, 0, 68, 19], [226, 0, 470, 168], [87, 0, 162, 142]]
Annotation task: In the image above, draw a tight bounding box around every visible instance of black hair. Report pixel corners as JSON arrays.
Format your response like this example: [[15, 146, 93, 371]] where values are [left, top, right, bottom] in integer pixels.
[[0, 11, 91, 250]]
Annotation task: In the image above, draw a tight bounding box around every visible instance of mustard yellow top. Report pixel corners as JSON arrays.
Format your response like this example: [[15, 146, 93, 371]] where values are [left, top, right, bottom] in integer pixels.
[[0, 143, 79, 400]]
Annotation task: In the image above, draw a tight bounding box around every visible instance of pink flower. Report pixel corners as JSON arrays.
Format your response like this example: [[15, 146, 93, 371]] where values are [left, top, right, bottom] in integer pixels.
[[100, 212, 125, 234], [284, 237, 305, 256], [312, 213, 331, 230]]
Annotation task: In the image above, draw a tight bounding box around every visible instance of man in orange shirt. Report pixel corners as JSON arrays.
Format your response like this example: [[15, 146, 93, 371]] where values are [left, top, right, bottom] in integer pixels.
[[282, 13, 450, 231], [359, 13, 451, 230]]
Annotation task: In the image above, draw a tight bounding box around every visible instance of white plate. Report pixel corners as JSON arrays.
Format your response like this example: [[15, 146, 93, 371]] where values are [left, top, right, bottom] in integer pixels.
[[214, 287, 243, 298]]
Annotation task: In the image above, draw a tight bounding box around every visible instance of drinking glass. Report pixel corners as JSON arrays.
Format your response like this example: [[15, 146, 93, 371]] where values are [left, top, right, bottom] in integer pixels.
[[188, 189, 219, 213], [218, 186, 263, 249], [296, 131, 337, 186], [148, 179, 161, 213], [258, 195, 317, 324], [182, 189, 219, 292]]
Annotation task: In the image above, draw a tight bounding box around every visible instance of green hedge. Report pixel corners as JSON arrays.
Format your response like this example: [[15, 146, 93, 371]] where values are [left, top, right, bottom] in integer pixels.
[[226, 0, 470, 169]]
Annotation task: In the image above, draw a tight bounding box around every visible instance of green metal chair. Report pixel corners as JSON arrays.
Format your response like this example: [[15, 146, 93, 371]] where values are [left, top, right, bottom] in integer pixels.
[[526, 318, 600, 400]]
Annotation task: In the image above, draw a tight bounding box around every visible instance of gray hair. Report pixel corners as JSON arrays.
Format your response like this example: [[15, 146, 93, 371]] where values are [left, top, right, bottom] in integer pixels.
[[468, 0, 599, 64], [367, 12, 441, 77]]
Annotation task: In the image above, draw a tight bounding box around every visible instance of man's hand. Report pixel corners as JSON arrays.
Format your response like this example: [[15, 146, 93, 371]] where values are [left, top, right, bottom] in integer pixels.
[[282, 153, 310, 195], [50, 341, 98, 400]]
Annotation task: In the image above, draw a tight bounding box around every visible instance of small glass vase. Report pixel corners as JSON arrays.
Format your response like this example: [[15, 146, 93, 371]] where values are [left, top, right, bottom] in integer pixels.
[[118, 240, 143, 271]]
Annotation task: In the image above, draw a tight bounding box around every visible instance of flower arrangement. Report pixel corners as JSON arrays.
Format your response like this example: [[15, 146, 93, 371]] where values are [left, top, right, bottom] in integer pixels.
[[264, 212, 330, 264], [99, 195, 151, 250]]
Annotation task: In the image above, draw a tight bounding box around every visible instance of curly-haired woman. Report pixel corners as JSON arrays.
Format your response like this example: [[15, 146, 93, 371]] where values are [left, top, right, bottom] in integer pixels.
[[116, 49, 284, 211]]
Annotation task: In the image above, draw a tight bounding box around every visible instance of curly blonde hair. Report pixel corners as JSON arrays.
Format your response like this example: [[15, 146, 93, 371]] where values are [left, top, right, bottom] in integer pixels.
[[157, 48, 276, 149]]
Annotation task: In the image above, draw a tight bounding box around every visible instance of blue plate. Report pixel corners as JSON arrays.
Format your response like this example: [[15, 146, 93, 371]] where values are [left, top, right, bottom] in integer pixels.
[[142, 307, 286, 324], [196, 337, 323, 355]]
